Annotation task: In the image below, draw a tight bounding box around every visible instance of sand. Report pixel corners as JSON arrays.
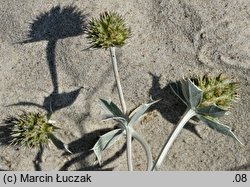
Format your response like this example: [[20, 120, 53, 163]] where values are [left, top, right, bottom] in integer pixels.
[[0, 0, 249, 171]]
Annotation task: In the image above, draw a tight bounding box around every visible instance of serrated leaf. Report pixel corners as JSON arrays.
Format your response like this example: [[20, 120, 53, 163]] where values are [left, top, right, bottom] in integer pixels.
[[128, 100, 159, 127], [92, 129, 123, 165], [100, 99, 124, 117], [198, 115, 243, 144], [170, 81, 188, 106], [48, 134, 72, 153], [197, 105, 227, 118]]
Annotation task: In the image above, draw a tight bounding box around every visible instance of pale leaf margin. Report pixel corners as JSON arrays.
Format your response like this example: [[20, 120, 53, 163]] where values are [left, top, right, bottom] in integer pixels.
[[91, 129, 123, 165], [128, 100, 160, 127], [198, 115, 243, 145]]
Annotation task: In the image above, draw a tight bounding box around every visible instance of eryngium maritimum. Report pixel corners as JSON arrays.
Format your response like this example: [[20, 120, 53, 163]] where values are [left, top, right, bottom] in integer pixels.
[[86, 11, 131, 49], [9, 112, 58, 148], [192, 74, 239, 109]]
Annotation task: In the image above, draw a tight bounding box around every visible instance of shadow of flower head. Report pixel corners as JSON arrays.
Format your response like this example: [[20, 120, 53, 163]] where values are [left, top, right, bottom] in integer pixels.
[[22, 5, 87, 43], [20, 5, 86, 94], [10, 5, 87, 115], [20, 5, 86, 93]]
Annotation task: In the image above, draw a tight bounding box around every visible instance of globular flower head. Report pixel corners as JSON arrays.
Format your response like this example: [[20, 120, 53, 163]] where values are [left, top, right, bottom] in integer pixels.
[[192, 74, 239, 110], [85, 11, 131, 49], [8, 112, 58, 148]]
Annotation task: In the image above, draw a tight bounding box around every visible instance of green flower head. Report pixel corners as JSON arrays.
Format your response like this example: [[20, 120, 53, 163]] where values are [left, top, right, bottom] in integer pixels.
[[85, 11, 131, 49], [192, 74, 239, 110], [8, 112, 58, 148]]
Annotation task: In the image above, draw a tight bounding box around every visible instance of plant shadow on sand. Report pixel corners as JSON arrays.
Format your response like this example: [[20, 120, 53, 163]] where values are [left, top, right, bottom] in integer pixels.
[[9, 5, 86, 115], [148, 73, 202, 138]]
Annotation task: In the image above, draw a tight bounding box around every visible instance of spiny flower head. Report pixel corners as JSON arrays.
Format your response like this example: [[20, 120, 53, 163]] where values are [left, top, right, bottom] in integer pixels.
[[192, 74, 239, 109], [85, 11, 131, 49], [9, 112, 58, 148]]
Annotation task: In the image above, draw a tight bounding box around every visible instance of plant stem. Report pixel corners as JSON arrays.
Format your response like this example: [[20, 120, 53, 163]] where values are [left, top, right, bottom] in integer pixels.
[[126, 127, 133, 171], [109, 47, 127, 114], [132, 129, 153, 171], [152, 108, 196, 171]]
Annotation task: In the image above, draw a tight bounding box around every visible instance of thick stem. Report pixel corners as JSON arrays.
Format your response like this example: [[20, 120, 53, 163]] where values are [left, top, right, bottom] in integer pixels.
[[132, 129, 153, 171], [109, 47, 127, 114], [126, 127, 133, 171], [152, 108, 196, 171]]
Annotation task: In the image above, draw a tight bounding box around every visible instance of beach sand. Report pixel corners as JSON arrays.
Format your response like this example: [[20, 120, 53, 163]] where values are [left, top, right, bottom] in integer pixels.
[[0, 0, 249, 170]]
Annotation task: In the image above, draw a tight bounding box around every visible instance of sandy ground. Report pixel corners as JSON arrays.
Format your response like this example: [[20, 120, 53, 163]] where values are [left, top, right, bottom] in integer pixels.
[[0, 0, 249, 171]]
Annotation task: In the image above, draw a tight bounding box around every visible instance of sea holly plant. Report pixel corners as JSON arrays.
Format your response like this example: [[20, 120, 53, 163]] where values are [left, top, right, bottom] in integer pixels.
[[152, 74, 243, 171], [5, 112, 71, 152], [92, 99, 158, 170], [85, 11, 130, 114], [85, 11, 158, 170]]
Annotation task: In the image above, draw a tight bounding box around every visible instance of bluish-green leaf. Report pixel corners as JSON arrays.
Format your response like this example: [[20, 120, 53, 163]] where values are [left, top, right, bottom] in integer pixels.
[[197, 105, 227, 118], [198, 115, 243, 144], [92, 129, 123, 165], [170, 81, 188, 106], [128, 100, 159, 127], [100, 99, 124, 117], [102, 116, 128, 127], [186, 79, 203, 108], [180, 79, 190, 104]]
